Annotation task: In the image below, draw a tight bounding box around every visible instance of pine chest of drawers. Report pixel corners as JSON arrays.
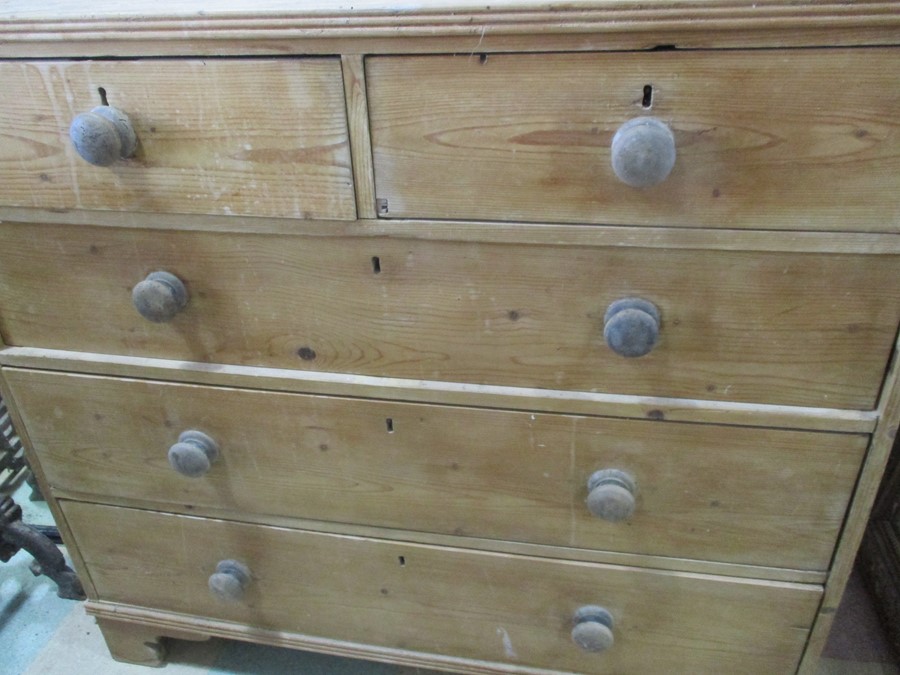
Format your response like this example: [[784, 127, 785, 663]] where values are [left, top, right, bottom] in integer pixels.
[[1, 2, 898, 673]]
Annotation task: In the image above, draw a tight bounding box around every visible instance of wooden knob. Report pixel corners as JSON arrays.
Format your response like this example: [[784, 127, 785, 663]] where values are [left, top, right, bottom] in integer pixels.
[[132, 271, 189, 323], [572, 606, 615, 653], [69, 106, 137, 167], [208, 559, 250, 602], [611, 117, 676, 188], [603, 297, 660, 358], [168, 430, 219, 478], [587, 469, 636, 522]]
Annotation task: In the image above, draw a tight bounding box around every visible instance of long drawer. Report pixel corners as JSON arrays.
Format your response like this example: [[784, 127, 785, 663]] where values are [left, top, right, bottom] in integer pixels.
[[0, 59, 355, 220], [7, 368, 867, 570], [63, 501, 822, 674], [0, 221, 898, 408], [368, 49, 900, 231]]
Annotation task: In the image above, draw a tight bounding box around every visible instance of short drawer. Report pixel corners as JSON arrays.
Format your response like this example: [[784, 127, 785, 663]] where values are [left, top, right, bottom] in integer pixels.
[[8, 368, 867, 570], [0, 59, 355, 220], [63, 501, 821, 674], [368, 49, 900, 230], [1, 221, 898, 409]]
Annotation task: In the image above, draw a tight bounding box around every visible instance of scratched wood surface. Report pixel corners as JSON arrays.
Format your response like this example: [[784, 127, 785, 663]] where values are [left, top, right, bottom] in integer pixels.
[[0, 347, 879, 434], [2, 1, 899, 60], [0, 59, 355, 220], [7, 368, 868, 570], [0, 221, 897, 409], [0, 0, 866, 16], [368, 49, 900, 231], [64, 501, 822, 674]]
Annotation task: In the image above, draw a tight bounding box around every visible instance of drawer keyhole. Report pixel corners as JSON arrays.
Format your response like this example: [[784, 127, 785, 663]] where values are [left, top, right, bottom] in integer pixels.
[[642, 84, 653, 109]]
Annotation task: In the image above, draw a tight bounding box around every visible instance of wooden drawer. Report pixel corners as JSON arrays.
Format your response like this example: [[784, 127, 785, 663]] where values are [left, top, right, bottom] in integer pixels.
[[368, 49, 900, 231], [1, 221, 898, 409], [7, 368, 867, 570], [63, 501, 821, 674], [0, 59, 355, 220]]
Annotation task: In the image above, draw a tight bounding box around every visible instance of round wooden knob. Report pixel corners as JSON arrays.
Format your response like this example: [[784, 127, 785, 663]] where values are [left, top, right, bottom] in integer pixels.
[[572, 606, 615, 653], [611, 117, 676, 188], [587, 469, 636, 522], [603, 297, 660, 358], [208, 559, 250, 602], [69, 106, 137, 167], [132, 271, 189, 323], [168, 430, 219, 478]]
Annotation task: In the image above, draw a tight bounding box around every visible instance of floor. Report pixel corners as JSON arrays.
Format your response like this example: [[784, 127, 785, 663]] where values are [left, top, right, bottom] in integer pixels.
[[2, 479, 898, 675]]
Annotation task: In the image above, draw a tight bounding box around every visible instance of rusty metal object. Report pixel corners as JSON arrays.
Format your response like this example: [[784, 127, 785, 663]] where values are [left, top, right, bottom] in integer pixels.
[[0, 495, 85, 600]]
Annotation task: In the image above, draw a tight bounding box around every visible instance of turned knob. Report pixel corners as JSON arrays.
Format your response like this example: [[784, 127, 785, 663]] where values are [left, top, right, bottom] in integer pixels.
[[572, 606, 615, 653], [132, 271, 189, 323], [168, 430, 219, 478], [610, 117, 676, 188], [208, 559, 250, 602], [587, 469, 636, 522], [69, 106, 137, 167], [603, 297, 660, 358]]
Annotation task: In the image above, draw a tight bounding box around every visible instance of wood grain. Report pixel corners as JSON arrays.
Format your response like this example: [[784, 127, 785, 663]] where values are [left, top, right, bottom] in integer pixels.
[[45, 487, 829, 583], [0, 348, 882, 434], [1, 1, 899, 58], [797, 331, 900, 674], [0, 59, 355, 220], [4, 208, 900, 252], [6, 368, 869, 570], [0, 221, 897, 409], [341, 55, 376, 219], [94, 619, 167, 666], [64, 501, 822, 675], [368, 49, 900, 231]]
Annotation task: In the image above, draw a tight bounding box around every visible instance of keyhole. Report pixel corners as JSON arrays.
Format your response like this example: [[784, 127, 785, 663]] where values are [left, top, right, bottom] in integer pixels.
[[641, 85, 653, 109], [372, 256, 381, 274], [386, 418, 394, 433], [98, 87, 109, 106], [398, 556, 406, 566]]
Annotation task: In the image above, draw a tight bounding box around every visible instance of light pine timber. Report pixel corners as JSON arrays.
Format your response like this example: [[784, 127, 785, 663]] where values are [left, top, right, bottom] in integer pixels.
[[95, 618, 213, 667], [1, 2, 899, 57], [63, 501, 822, 675], [0, 349, 883, 434], [0, 59, 355, 220], [368, 49, 900, 232], [45, 488, 829, 584], [4, 30, 900, 59], [0, 221, 897, 409], [798, 333, 900, 674], [341, 55, 377, 219], [0, 5, 895, 674], [94, 619, 168, 667], [3, 209, 900, 251], [4, 368, 869, 571], [4, 0, 898, 20]]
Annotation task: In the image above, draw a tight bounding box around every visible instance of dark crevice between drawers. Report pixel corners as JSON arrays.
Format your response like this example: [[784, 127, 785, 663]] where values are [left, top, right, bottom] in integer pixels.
[[873, 320, 900, 414]]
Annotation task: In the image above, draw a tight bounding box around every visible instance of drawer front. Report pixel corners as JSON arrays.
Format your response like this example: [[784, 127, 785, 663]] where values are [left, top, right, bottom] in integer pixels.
[[0, 59, 355, 220], [368, 49, 900, 230], [63, 502, 821, 674], [1, 222, 898, 408], [8, 368, 867, 570]]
